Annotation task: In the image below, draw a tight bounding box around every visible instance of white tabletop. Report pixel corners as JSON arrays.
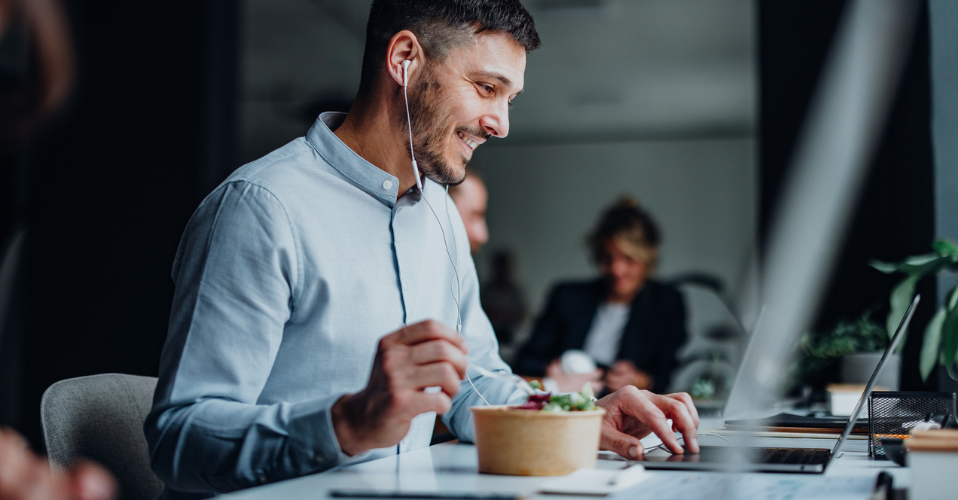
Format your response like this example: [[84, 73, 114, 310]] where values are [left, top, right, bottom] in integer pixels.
[[218, 425, 909, 500]]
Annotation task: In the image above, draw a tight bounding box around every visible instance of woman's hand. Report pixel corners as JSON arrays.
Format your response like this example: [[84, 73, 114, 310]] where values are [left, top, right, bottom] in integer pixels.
[[544, 359, 604, 393], [604, 360, 652, 392]]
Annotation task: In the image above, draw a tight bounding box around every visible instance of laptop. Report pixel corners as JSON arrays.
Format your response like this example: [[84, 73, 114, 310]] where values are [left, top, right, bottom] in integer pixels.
[[636, 295, 919, 473]]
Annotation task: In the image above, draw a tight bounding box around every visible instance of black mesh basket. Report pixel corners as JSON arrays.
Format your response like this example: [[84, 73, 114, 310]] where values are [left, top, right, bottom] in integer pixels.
[[868, 391, 957, 459]]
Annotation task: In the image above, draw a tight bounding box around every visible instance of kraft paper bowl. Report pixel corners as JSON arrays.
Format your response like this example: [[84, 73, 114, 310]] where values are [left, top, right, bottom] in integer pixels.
[[470, 405, 605, 476]]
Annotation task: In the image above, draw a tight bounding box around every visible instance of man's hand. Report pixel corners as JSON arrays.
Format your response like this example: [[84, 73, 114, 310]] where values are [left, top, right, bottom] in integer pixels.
[[604, 360, 652, 392], [544, 359, 604, 393], [0, 427, 116, 500], [595, 386, 699, 459], [332, 320, 468, 456]]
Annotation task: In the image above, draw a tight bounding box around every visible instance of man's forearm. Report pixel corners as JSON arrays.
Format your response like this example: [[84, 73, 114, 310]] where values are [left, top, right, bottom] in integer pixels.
[[146, 396, 343, 493]]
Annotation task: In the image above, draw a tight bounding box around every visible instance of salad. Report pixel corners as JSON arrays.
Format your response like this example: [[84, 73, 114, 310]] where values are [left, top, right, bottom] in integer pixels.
[[515, 381, 597, 412]]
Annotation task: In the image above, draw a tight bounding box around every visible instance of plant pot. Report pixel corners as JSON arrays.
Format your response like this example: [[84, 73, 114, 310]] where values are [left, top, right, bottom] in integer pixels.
[[841, 352, 900, 390], [470, 405, 604, 476]]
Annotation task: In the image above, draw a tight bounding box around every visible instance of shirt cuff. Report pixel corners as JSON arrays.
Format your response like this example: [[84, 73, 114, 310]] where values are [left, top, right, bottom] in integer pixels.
[[285, 393, 350, 471]]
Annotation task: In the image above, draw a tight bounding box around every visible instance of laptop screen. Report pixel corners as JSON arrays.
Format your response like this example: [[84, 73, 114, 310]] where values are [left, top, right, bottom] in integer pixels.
[[829, 295, 919, 456]]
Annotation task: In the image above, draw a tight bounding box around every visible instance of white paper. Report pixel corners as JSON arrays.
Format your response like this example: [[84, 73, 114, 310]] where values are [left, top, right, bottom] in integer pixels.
[[605, 472, 875, 500]]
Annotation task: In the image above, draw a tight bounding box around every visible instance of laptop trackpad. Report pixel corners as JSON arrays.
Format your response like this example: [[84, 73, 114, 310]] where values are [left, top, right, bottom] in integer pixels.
[[636, 446, 829, 473]]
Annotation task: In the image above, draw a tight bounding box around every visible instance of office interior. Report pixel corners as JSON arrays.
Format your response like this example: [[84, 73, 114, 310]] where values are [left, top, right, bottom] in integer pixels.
[[0, 0, 956, 458]]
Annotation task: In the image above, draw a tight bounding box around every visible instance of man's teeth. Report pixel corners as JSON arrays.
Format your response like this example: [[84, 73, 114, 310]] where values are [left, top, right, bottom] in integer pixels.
[[457, 131, 477, 150]]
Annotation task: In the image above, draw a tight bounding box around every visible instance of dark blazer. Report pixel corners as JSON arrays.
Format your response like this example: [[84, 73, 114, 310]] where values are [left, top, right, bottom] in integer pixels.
[[513, 279, 687, 392]]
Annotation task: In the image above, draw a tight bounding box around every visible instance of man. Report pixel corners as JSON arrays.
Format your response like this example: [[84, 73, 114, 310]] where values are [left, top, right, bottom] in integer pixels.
[[448, 168, 489, 254], [145, 1, 700, 498]]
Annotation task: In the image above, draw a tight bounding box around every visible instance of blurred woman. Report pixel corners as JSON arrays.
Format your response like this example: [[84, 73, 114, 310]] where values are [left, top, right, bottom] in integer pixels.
[[513, 198, 687, 393]]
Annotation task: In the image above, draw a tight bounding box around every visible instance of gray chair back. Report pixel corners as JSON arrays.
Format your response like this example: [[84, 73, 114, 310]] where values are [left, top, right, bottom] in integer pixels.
[[41, 373, 163, 500]]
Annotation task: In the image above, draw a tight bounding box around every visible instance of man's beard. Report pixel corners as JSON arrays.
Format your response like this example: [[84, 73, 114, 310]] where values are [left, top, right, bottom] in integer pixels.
[[404, 68, 487, 186]]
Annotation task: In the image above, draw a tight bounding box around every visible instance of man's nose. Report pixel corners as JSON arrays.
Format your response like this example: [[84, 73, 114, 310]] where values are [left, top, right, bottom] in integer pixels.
[[480, 101, 510, 138]]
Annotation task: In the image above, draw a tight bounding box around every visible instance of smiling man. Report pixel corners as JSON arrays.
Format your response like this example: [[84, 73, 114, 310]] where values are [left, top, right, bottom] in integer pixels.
[[145, 1, 699, 498]]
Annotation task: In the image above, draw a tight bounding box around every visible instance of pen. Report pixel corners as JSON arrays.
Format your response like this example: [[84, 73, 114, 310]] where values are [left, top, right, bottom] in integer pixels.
[[328, 490, 523, 500], [869, 471, 894, 500]]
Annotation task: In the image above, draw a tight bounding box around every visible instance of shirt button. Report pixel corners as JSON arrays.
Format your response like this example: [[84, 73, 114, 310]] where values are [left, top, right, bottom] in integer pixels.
[[257, 474, 267, 485], [312, 453, 325, 465], [382, 180, 393, 190]]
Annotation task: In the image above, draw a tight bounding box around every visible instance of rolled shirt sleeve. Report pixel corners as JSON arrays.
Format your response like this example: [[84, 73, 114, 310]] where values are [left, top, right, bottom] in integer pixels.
[[145, 181, 345, 493]]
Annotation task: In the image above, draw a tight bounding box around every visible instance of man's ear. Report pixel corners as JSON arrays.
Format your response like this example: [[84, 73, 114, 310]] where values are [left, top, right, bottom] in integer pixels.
[[385, 30, 425, 88]]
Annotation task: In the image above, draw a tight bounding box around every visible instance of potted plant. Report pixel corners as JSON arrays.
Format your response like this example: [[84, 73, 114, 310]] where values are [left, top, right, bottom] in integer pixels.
[[871, 239, 958, 382], [794, 310, 898, 390]]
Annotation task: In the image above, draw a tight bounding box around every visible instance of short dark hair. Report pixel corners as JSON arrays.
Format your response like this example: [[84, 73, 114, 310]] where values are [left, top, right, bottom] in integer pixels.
[[359, 0, 541, 95], [588, 197, 662, 268]]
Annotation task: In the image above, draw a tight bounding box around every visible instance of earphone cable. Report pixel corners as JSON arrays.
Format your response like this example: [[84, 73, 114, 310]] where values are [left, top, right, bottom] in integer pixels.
[[404, 68, 488, 405]]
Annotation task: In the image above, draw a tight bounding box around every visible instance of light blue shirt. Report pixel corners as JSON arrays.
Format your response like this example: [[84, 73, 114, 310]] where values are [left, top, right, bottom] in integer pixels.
[[145, 112, 525, 499]]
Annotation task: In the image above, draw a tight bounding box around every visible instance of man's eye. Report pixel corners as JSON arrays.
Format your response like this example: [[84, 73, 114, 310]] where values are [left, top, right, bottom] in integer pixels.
[[479, 83, 494, 93]]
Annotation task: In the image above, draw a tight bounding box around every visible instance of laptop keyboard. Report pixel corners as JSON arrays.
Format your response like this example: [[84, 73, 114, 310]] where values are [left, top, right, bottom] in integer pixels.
[[759, 448, 830, 464]]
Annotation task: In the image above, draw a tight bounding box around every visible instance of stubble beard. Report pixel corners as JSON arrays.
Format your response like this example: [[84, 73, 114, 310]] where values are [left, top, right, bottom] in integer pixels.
[[405, 68, 469, 187]]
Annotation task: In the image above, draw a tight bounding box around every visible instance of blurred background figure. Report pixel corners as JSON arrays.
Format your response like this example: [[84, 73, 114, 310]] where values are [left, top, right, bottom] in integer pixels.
[[449, 170, 527, 350], [480, 250, 527, 348], [513, 197, 687, 394], [0, 427, 115, 500], [448, 168, 489, 255], [0, 1, 115, 499]]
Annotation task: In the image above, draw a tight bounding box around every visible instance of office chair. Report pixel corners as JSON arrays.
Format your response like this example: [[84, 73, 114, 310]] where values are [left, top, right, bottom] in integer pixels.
[[41, 373, 163, 500]]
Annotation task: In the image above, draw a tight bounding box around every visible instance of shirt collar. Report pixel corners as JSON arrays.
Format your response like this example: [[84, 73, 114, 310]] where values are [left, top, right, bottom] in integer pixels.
[[306, 112, 402, 208]]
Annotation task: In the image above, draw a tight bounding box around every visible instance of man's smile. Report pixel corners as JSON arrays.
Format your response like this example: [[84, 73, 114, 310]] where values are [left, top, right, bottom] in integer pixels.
[[457, 130, 482, 152]]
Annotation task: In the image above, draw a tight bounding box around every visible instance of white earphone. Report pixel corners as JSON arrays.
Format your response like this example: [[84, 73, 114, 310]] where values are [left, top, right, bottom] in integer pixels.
[[400, 59, 422, 190], [399, 58, 486, 404]]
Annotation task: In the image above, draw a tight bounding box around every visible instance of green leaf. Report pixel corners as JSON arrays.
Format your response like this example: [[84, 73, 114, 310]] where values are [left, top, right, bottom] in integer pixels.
[[946, 361, 958, 382], [581, 382, 594, 401], [870, 260, 899, 274], [933, 239, 958, 257], [938, 288, 958, 377], [900, 254, 949, 275], [870, 253, 947, 277], [887, 275, 920, 345], [920, 308, 945, 381]]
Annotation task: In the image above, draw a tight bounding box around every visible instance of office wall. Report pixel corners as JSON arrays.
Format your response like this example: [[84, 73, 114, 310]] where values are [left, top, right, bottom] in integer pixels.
[[471, 138, 757, 370], [929, 0, 958, 392], [0, 1, 240, 448]]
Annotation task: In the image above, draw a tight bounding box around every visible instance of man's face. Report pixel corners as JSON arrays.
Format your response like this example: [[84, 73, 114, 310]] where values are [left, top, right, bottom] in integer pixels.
[[407, 32, 526, 185], [450, 176, 489, 254]]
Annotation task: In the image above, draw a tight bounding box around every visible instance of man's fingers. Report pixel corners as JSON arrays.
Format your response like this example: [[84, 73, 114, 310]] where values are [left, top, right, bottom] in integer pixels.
[[396, 320, 467, 351], [599, 426, 644, 459], [621, 391, 684, 454], [409, 340, 468, 378], [665, 393, 700, 453], [407, 362, 462, 397], [410, 390, 453, 416], [649, 393, 698, 454], [672, 392, 700, 429], [71, 462, 117, 500]]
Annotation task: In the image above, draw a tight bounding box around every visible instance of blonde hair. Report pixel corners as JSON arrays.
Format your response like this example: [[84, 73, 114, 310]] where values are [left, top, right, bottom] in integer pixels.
[[588, 197, 662, 270]]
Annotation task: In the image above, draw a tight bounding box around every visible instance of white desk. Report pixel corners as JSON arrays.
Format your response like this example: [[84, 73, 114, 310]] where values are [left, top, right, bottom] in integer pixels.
[[218, 430, 908, 500]]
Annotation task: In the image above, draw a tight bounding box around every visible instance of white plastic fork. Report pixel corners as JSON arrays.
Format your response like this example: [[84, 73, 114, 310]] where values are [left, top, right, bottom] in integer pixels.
[[468, 364, 537, 396]]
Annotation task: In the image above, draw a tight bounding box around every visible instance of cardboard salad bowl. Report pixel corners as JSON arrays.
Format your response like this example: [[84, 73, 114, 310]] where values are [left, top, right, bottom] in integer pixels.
[[470, 405, 605, 476]]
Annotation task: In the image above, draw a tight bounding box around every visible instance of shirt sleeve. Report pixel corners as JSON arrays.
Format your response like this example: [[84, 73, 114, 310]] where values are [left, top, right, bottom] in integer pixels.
[[438, 194, 527, 443], [144, 181, 346, 494]]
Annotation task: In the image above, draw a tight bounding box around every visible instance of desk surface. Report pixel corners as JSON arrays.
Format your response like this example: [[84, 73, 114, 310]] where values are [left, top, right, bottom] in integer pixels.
[[219, 427, 908, 500], [220, 418, 911, 500]]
